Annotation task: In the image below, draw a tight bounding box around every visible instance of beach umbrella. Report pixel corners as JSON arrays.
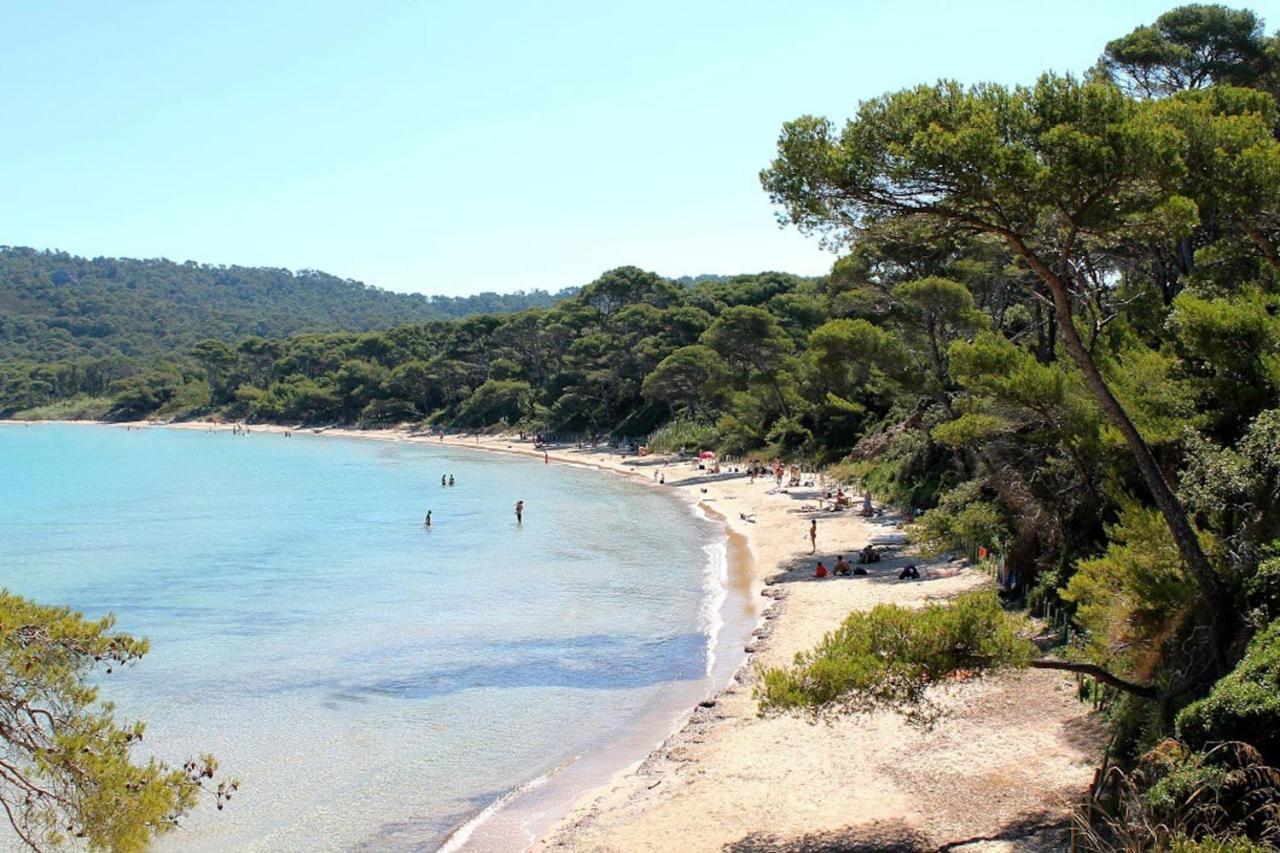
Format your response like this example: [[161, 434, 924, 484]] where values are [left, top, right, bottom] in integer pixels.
[[699, 451, 716, 460]]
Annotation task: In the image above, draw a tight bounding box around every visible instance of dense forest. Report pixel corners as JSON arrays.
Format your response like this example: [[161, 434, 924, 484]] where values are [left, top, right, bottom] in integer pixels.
[[7, 4, 1280, 848], [0, 247, 576, 362]]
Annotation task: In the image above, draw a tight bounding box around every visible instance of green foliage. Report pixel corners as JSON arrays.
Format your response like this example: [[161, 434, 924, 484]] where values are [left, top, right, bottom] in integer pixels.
[[0, 590, 232, 849], [640, 345, 732, 418], [1101, 5, 1271, 96], [8, 396, 114, 421], [757, 591, 1035, 721], [1177, 620, 1280, 765], [1064, 500, 1203, 678], [644, 417, 719, 455], [1078, 739, 1280, 852], [455, 379, 533, 427], [907, 481, 1010, 556], [0, 247, 573, 363]]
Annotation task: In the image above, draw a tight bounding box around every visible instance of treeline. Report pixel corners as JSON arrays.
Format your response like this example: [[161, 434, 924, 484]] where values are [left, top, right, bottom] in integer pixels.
[[0, 247, 576, 362]]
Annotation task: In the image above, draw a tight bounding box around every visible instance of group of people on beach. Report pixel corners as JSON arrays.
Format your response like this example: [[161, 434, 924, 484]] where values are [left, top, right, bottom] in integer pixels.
[[811, 539, 920, 581], [813, 555, 863, 578]]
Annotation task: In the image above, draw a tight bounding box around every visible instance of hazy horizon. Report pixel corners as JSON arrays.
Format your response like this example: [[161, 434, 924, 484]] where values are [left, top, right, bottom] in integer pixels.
[[6, 0, 1276, 297]]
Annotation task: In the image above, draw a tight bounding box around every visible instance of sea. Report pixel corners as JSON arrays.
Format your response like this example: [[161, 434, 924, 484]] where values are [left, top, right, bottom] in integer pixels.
[[0, 423, 747, 851]]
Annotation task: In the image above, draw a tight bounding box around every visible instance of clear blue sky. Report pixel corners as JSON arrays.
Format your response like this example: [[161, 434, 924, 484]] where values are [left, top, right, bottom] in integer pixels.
[[3, 1, 1277, 296]]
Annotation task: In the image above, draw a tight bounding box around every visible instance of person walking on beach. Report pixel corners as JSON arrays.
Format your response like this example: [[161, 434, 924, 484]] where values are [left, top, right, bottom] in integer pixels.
[[809, 519, 817, 553], [515, 500, 524, 524]]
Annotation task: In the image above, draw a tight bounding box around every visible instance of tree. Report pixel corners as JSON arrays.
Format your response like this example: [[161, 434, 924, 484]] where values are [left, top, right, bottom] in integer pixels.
[[578, 267, 683, 317], [760, 73, 1232, 642], [0, 591, 231, 850], [1101, 4, 1271, 97], [641, 345, 731, 418]]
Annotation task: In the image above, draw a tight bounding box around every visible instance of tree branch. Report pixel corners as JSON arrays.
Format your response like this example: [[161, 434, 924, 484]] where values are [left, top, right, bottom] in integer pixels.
[[1030, 658, 1158, 699]]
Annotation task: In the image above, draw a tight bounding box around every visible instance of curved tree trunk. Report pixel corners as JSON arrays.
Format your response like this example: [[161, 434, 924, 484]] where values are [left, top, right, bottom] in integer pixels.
[[1008, 238, 1231, 664]]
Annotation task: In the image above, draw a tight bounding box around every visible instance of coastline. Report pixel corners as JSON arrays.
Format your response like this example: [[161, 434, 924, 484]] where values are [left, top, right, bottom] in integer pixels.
[[7, 420, 1104, 850]]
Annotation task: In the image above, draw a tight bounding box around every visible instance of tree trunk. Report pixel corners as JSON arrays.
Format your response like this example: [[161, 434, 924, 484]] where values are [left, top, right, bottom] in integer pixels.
[[1009, 239, 1231, 657]]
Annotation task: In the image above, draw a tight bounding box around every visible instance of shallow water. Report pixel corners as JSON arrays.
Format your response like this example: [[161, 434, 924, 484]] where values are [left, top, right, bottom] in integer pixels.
[[0, 424, 725, 850]]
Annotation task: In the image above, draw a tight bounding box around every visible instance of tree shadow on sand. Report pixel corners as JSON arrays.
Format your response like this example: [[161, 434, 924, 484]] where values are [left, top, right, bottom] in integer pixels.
[[723, 819, 933, 852], [724, 812, 1071, 852]]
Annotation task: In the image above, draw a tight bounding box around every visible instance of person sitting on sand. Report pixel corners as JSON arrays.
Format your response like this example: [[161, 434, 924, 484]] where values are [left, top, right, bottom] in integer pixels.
[[814, 561, 828, 579], [861, 492, 874, 517], [834, 488, 850, 509], [833, 555, 852, 576], [899, 563, 921, 580], [857, 544, 880, 564]]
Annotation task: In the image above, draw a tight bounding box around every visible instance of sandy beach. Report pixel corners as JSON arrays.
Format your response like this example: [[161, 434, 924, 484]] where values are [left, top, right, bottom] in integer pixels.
[[76, 420, 1103, 850]]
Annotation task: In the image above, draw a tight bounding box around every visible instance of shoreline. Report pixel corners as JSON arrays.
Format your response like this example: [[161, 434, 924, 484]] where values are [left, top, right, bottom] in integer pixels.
[[3, 419, 763, 851], [7, 420, 1105, 850]]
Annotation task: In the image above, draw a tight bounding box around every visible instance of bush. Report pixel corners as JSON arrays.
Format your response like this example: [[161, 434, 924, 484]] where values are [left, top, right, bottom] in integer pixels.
[[1075, 740, 1280, 851], [906, 480, 1009, 557], [1245, 554, 1280, 627], [645, 417, 719, 454], [10, 396, 114, 421], [756, 591, 1034, 722], [1177, 620, 1280, 766]]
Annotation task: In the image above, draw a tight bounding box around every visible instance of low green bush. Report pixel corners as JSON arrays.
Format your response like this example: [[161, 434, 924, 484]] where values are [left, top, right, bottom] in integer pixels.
[[757, 591, 1034, 721], [1177, 620, 1280, 766], [645, 417, 718, 454]]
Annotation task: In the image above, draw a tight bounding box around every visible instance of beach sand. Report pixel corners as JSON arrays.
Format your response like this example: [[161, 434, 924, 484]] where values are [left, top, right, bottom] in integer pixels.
[[127, 421, 1104, 850]]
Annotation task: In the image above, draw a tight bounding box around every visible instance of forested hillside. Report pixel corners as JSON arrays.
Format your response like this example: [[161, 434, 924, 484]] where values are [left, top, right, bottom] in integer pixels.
[[0, 247, 575, 361]]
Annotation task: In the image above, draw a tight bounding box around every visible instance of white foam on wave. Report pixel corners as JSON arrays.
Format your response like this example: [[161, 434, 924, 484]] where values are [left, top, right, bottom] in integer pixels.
[[436, 757, 571, 853], [691, 503, 729, 680]]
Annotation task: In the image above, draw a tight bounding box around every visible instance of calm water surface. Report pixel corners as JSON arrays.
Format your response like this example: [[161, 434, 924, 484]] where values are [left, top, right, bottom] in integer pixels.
[[0, 424, 724, 850]]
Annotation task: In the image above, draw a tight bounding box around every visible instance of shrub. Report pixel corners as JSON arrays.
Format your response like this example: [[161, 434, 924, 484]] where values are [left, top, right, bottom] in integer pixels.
[[906, 480, 1009, 557], [1075, 741, 1280, 851], [756, 591, 1034, 723], [1177, 621, 1280, 766], [645, 417, 719, 454]]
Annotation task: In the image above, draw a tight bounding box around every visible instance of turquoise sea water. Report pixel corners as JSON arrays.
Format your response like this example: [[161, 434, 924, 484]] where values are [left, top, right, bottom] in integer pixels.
[[0, 424, 727, 851]]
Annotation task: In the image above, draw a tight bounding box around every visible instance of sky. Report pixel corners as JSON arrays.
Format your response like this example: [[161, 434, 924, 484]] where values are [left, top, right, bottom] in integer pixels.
[[3, 1, 1279, 297]]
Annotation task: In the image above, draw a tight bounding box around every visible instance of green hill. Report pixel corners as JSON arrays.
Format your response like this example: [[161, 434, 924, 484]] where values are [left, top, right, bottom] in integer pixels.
[[0, 247, 576, 361]]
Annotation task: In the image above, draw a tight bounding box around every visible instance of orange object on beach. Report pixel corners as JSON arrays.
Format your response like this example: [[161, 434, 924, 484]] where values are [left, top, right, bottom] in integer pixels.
[[978, 546, 988, 559]]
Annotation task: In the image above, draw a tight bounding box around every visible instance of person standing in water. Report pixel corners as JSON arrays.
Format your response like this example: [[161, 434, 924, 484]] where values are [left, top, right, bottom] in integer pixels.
[[424, 510, 432, 528], [441, 474, 447, 487], [515, 500, 524, 523], [449, 474, 455, 486], [809, 519, 817, 553]]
